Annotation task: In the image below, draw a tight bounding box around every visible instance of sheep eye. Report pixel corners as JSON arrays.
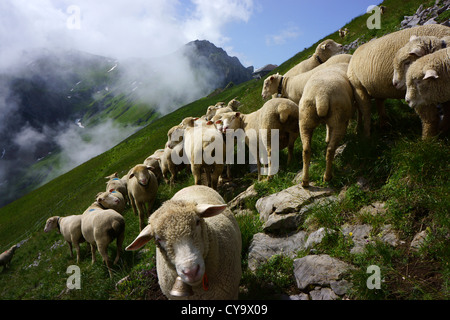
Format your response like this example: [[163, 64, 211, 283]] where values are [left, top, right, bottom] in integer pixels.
[[195, 218, 201, 227]]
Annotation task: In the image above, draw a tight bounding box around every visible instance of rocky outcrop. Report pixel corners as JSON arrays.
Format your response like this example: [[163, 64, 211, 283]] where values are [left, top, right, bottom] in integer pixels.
[[401, 0, 450, 29]]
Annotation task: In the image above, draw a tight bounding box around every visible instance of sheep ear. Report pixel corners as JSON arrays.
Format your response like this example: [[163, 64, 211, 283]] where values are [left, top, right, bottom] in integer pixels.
[[196, 204, 227, 218], [409, 47, 424, 57], [423, 69, 439, 80], [146, 166, 155, 171], [234, 112, 241, 118], [129, 173, 135, 179], [126, 225, 154, 251], [96, 192, 103, 198]]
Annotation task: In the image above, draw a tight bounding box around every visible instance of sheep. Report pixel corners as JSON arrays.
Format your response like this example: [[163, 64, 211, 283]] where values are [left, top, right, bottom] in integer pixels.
[[393, 35, 450, 90], [127, 164, 159, 231], [405, 47, 450, 137], [126, 185, 242, 300], [262, 54, 352, 103], [105, 172, 128, 204], [218, 97, 299, 180], [346, 24, 450, 137], [298, 63, 355, 187], [81, 201, 125, 278], [339, 28, 348, 38], [0, 245, 18, 271], [96, 190, 126, 214], [227, 98, 241, 110], [143, 149, 165, 182], [160, 143, 189, 186], [205, 106, 233, 121], [183, 122, 225, 189], [284, 39, 343, 77], [44, 215, 85, 263]]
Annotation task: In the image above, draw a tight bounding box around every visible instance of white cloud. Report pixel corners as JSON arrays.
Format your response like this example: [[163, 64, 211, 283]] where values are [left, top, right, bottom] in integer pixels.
[[265, 24, 302, 46]]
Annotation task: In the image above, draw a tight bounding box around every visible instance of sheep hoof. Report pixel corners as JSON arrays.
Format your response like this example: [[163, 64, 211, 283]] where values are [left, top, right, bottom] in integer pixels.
[[301, 180, 309, 188]]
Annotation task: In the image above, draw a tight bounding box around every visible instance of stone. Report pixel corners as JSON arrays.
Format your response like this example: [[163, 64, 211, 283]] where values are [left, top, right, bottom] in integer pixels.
[[256, 184, 334, 221], [330, 279, 352, 296], [247, 231, 307, 271], [309, 287, 339, 300], [358, 202, 386, 216], [410, 230, 428, 250], [341, 224, 372, 254], [293, 254, 354, 290], [379, 224, 401, 247], [228, 184, 257, 211], [304, 227, 335, 250]]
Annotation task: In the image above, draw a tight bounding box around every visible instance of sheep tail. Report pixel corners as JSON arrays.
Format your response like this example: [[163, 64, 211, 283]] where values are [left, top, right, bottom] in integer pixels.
[[109, 220, 125, 239], [315, 95, 330, 118]]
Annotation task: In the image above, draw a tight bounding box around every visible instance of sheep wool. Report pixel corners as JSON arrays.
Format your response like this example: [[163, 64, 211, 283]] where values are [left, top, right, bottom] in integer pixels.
[[126, 185, 242, 300], [405, 47, 450, 138], [284, 39, 343, 77], [347, 24, 450, 137], [299, 63, 354, 187]]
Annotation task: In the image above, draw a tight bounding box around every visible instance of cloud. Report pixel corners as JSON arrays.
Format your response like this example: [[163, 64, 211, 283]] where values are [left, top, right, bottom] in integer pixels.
[[265, 24, 302, 46]]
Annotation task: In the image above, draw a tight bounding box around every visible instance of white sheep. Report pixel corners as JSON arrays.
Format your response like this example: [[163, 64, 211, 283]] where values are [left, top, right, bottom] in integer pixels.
[[339, 28, 348, 38], [284, 39, 343, 77], [0, 245, 18, 271], [218, 97, 299, 180], [81, 200, 125, 278], [44, 215, 85, 263], [261, 54, 352, 103], [127, 164, 159, 231], [183, 122, 225, 189], [96, 190, 126, 214], [298, 63, 355, 187], [405, 47, 450, 137], [143, 149, 165, 182], [393, 35, 450, 90], [347, 24, 450, 137], [105, 172, 128, 204], [126, 185, 242, 300]]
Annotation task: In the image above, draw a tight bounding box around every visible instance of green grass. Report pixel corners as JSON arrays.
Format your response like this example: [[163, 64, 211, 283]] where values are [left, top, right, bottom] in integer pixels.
[[0, 0, 449, 300]]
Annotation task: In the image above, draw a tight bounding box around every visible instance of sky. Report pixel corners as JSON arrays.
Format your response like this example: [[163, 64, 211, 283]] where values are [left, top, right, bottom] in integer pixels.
[[0, 0, 383, 70]]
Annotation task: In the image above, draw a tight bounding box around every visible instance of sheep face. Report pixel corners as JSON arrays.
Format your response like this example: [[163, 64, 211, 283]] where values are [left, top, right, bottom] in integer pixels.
[[44, 216, 59, 233], [129, 165, 154, 187], [261, 74, 281, 100], [405, 68, 440, 109], [318, 39, 343, 60], [393, 36, 430, 89], [219, 112, 241, 133], [96, 191, 123, 209], [126, 201, 227, 286]]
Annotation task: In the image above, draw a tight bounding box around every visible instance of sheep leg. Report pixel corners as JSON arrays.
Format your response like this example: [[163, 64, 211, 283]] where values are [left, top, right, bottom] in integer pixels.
[[90, 243, 97, 264], [137, 202, 147, 231], [287, 132, 298, 165], [415, 104, 439, 139], [192, 165, 202, 185], [375, 98, 388, 128], [114, 231, 125, 265], [73, 242, 81, 264], [97, 243, 113, 278], [66, 241, 74, 259], [129, 193, 138, 216], [324, 125, 346, 182], [352, 85, 372, 137], [300, 124, 314, 188], [211, 164, 224, 189]]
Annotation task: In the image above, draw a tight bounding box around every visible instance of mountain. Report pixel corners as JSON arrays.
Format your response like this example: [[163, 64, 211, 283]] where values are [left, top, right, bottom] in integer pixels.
[[0, 41, 254, 207]]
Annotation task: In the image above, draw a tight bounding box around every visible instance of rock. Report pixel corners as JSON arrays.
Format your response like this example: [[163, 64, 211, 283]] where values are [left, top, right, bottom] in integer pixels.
[[288, 293, 310, 300], [304, 227, 335, 250], [293, 254, 354, 290], [256, 184, 334, 222], [341, 224, 372, 254], [379, 224, 401, 247], [358, 201, 386, 216], [330, 279, 352, 296], [228, 184, 257, 212], [247, 231, 307, 271], [410, 230, 428, 250], [309, 287, 339, 300]]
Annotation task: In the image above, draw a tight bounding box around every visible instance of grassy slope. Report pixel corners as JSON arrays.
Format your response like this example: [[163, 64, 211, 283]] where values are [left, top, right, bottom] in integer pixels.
[[0, 0, 448, 300]]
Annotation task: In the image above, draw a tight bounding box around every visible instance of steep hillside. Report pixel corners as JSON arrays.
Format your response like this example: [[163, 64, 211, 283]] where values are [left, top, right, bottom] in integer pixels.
[[0, 0, 448, 301]]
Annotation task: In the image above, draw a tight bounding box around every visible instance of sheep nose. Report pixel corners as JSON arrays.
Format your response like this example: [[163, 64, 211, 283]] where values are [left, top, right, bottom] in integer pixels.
[[182, 264, 200, 281], [393, 80, 399, 88]]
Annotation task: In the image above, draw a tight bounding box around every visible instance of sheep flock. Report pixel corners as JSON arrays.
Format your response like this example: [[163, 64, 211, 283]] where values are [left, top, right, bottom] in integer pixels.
[[2, 23, 449, 301]]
